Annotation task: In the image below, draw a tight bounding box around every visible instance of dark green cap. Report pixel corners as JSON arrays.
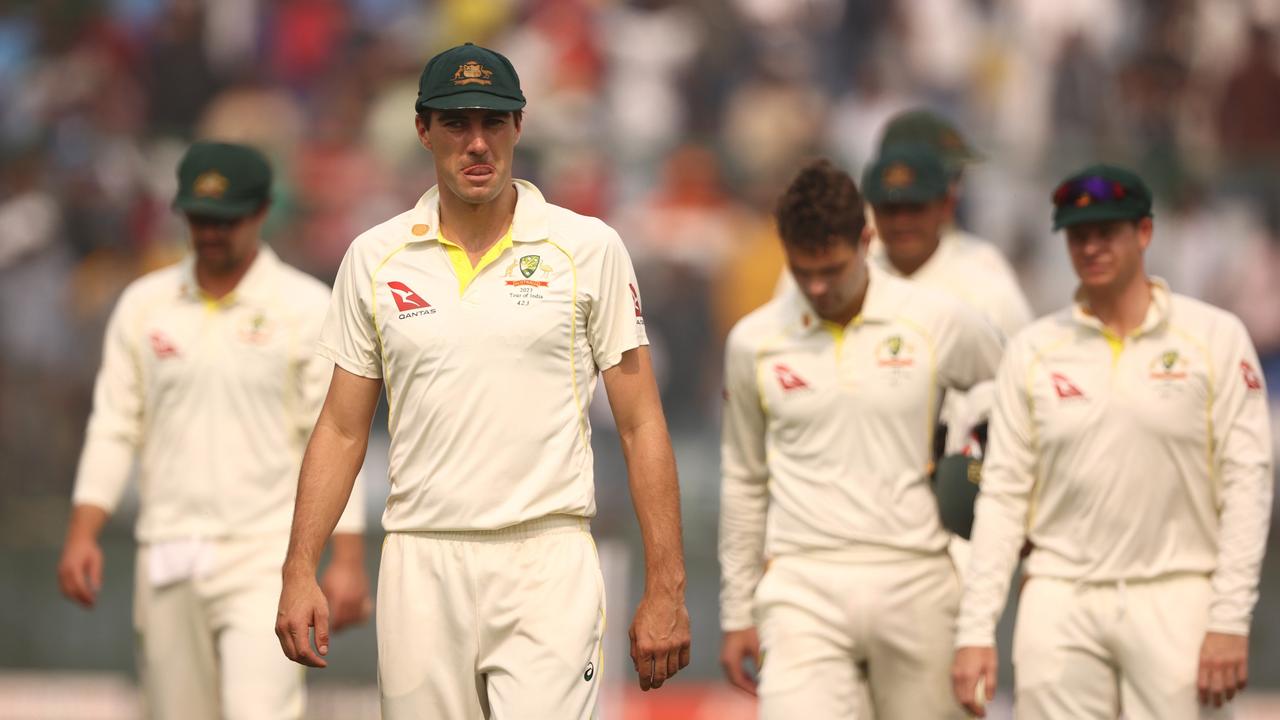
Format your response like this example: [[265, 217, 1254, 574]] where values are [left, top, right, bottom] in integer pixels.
[[173, 141, 271, 219], [879, 109, 980, 178], [416, 42, 526, 114], [1051, 164, 1153, 231], [862, 145, 950, 205]]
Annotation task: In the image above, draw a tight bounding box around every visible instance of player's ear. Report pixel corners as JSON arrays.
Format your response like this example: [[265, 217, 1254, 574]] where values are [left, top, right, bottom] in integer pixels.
[[1136, 216, 1153, 251], [415, 114, 433, 151]]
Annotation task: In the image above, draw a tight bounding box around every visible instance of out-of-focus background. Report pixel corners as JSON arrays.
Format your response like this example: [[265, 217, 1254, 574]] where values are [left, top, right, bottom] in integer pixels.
[[2, 0, 1280, 718]]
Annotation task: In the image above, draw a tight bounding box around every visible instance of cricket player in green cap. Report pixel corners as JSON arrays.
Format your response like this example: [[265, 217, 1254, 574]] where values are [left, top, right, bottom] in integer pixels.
[[274, 42, 691, 718], [58, 140, 371, 719], [952, 164, 1272, 719]]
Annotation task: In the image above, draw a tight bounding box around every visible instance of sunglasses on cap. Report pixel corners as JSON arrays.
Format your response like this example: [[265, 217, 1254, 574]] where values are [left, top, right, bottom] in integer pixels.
[[1052, 176, 1130, 208]]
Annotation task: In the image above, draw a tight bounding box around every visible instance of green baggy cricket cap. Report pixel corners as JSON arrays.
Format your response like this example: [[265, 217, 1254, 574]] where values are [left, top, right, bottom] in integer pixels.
[[172, 141, 272, 219], [878, 109, 980, 179], [862, 145, 950, 205], [416, 42, 526, 114], [1051, 164, 1153, 231]]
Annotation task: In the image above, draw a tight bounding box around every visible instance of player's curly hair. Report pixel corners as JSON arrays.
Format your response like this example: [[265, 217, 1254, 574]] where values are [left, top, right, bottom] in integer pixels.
[[775, 158, 866, 251]]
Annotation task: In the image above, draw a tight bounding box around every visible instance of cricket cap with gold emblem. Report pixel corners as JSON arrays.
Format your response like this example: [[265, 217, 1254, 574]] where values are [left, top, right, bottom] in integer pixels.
[[416, 42, 527, 113], [862, 144, 949, 205], [172, 141, 272, 219]]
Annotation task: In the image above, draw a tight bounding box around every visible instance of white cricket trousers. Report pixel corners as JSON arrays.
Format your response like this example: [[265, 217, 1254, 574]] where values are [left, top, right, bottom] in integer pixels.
[[1014, 573, 1232, 720], [133, 534, 303, 720], [377, 515, 605, 720], [755, 551, 965, 720]]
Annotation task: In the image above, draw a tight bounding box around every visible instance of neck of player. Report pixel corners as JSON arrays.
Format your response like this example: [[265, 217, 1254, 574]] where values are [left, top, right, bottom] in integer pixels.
[[439, 182, 519, 264], [1083, 272, 1151, 337], [196, 246, 258, 300]]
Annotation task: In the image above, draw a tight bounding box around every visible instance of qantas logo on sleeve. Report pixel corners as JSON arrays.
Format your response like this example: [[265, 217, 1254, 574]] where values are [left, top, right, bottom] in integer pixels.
[[1050, 372, 1085, 399], [388, 281, 436, 318], [774, 364, 810, 392], [1241, 361, 1263, 392]]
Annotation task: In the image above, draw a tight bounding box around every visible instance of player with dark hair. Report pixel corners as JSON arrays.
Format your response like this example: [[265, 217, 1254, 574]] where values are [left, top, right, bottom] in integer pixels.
[[274, 43, 690, 719], [719, 157, 1003, 718]]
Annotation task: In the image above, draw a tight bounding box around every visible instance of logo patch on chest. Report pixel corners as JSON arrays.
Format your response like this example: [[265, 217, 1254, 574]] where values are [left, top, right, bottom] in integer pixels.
[[505, 255, 552, 288], [1148, 349, 1188, 382], [876, 334, 915, 368], [149, 331, 180, 359], [388, 281, 436, 318], [1050, 372, 1086, 399], [773, 364, 810, 392]]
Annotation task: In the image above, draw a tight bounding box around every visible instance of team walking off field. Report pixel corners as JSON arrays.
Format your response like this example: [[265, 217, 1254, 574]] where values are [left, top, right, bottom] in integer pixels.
[[59, 40, 1271, 720]]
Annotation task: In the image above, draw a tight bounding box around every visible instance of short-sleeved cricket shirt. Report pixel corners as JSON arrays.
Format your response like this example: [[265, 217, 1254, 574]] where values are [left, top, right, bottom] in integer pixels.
[[320, 180, 648, 532]]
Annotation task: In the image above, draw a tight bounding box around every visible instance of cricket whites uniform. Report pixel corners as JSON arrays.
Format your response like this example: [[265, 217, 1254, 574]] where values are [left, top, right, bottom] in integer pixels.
[[72, 247, 367, 720], [720, 264, 1003, 719], [320, 180, 646, 719], [956, 280, 1273, 719]]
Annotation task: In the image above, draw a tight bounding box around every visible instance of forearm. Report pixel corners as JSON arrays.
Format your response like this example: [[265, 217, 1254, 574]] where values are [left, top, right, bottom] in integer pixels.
[[284, 423, 366, 578], [621, 420, 686, 595], [65, 504, 110, 543]]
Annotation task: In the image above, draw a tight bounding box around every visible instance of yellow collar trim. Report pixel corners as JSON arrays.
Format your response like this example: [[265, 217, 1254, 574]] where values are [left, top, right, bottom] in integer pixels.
[[439, 228, 514, 296]]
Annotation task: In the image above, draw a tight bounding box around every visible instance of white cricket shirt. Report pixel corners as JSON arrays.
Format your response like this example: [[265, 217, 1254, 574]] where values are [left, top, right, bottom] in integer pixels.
[[870, 228, 1032, 341], [956, 281, 1274, 646], [319, 180, 647, 532], [73, 247, 367, 542], [719, 264, 1004, 630]]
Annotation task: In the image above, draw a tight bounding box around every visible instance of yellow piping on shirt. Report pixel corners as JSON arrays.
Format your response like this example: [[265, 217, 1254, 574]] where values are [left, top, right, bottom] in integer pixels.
[[369, 242, 413, 418], [543, 240, 587, 450]]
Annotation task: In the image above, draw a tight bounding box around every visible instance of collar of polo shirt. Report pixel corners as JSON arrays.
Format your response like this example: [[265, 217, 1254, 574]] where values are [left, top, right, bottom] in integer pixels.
[[1070, 277, 1172, 359], [404, 179, 552, 247], [179, 243, 279, 308]]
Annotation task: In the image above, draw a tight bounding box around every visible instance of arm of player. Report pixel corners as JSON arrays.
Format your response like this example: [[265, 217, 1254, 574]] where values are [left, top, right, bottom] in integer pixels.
[[602, 347, 691, 692], [59, 294, 144, 609], [276, 366, 381, 668], [937, 302, 1005, 393], [952, 339, 1037, 717], [294, 324, 372, 634], [718, 323, 769, 695], [1198, 318, 1273, 707]]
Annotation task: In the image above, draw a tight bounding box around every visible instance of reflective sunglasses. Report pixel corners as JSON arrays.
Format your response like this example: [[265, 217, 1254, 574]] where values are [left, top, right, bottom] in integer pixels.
[[1052, 176, 1130, 208]]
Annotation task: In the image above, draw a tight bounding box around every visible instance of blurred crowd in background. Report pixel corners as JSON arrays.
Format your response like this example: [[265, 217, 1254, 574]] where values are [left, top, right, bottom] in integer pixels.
[[4, 0, 1280, 687]]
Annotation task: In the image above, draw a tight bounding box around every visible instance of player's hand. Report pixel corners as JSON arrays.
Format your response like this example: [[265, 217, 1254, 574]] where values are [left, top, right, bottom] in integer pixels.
[[1198, 632, 1248, 707], [719, 627, 762, 695], [276, 572, 331, 668], [320, 558, 371, 632], [57, 535, 104, 609], [629, 588, 691, 691], [952, 645, 997, 717]]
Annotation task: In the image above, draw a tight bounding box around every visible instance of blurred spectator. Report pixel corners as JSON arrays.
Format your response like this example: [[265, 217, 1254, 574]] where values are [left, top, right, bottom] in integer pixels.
[[1215, 24, 1280, 221]]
